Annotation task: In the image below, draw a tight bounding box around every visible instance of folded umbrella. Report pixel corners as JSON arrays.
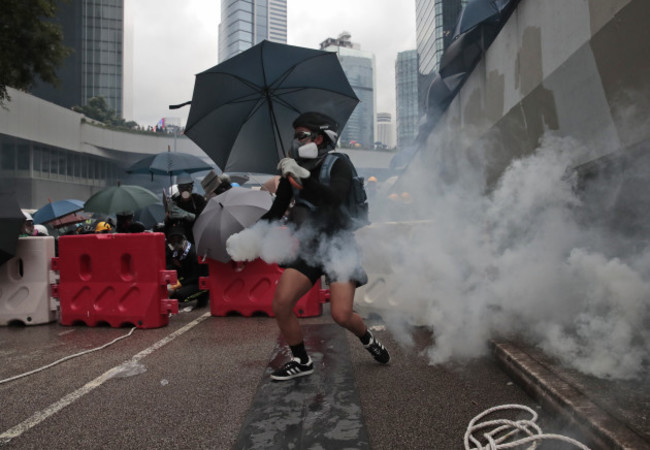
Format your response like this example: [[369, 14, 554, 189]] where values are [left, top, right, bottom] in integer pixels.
[[0, 192, 25, 267], [192, 187, 273, 262]]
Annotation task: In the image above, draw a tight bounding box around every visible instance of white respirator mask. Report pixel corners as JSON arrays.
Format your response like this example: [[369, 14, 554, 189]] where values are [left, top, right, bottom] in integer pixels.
[[297, 141, 318, 159], [181, 191, 191, 200]]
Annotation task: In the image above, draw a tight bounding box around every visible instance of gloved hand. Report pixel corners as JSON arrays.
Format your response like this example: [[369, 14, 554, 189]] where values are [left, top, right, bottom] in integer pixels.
[[168, 203, 195, 221], [277, 158, 310, 186]]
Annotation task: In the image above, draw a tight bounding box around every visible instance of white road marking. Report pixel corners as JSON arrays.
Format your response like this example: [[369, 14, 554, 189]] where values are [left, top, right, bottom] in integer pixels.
[[0, 312, 211, 444]]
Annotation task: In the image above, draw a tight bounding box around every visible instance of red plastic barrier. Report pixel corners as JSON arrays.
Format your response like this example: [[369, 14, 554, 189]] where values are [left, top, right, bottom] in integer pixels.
[[52, 233, 178, 328], [200, 258, 327, 317]]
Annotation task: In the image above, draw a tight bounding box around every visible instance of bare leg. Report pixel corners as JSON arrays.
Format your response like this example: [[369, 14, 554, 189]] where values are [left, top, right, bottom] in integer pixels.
[[329, 280, 367, 337], [272, 268, 314, 346]]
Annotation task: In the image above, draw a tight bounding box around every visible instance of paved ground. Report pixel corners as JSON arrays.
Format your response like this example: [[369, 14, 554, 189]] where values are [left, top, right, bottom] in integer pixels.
[[0, 303, 644, 449]]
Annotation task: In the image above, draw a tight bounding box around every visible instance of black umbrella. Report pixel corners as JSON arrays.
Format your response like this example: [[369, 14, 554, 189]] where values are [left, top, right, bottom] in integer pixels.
[[126, 150, 214, 184], [452, 0, 501, 38], [0, 192, 25, 267], [177, 40, 359, 175]]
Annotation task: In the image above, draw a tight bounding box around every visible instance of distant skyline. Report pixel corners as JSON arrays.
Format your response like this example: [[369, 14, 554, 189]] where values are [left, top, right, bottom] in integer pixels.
[[127, 0, 416, 128]]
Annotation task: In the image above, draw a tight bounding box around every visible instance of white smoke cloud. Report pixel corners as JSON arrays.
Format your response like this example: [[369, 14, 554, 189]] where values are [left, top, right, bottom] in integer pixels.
[[226, 221, 297, 264], [226, 219, 366, 284], [361, 132, 650, 380]]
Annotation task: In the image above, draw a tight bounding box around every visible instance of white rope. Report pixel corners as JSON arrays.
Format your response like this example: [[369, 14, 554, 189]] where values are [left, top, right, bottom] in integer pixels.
[[0, 327, 137, 385], [464, 404, 592, 450]]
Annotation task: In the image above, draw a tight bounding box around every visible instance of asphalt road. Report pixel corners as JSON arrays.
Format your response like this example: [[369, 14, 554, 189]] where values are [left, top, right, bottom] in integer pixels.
[[0, 306, 588, 449]]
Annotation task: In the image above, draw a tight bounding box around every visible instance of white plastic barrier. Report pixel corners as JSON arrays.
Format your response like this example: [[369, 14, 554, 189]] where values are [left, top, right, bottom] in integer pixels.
[[0, 236, 57, 326]]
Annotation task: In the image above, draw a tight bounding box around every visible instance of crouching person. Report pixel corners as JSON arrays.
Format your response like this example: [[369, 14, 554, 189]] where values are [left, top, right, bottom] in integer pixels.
[[165, 226, 209, 308]]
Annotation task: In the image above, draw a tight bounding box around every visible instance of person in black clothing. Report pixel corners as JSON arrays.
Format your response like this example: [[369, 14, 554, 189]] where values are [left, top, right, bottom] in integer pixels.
[[259, 111, 390, 381], [165, 226, 208, 308], [116, 211, 146, 233], [165, 173, 206, 244]]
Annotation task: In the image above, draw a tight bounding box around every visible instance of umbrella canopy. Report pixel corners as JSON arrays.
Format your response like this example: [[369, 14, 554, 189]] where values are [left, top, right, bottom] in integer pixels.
[[182, 40, 359, 175], [33, 199, 84, 224], [126, 151, 214, 180], [84, 184, 160, 214], [134, 203, 165, 229], [192, 187, 273, 262], [0, 192, 25, 267], [452, 0, 501, 38], [49, 211, 92, 229]]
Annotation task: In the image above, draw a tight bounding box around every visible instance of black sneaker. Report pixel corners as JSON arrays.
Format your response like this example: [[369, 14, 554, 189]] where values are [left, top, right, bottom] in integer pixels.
[[364, 333, 390, 364], [270, 357, 314, 381]]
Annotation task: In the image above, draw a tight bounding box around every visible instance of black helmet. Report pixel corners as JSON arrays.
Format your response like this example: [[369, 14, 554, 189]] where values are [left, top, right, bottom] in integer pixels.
[[292, 112, 339, 147], [292, 112, 338, 133]]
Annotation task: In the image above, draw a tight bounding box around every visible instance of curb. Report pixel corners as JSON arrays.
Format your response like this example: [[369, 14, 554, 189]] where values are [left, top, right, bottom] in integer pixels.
[[491, 340, 648, 450]]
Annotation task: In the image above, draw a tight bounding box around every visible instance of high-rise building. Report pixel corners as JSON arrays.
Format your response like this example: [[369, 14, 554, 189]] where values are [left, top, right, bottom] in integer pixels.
[[218, 0, 287, 63], [376, 112, 396, 149], [31, 0, 124, 117], [395, 50, 419, 150], [415, 0, 466, 116], [320, 32, 376, 149]]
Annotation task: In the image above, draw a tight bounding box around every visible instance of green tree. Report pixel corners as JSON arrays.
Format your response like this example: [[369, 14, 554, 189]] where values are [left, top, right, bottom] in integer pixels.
[[73, 96, 139, 129], [0, 0, 71, 106], [73, 96, 117, 123]]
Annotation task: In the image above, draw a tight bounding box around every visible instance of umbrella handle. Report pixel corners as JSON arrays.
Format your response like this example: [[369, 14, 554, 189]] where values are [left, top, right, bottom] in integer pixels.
[[169, 101, 191, 110], [288, 175, 303, 190]]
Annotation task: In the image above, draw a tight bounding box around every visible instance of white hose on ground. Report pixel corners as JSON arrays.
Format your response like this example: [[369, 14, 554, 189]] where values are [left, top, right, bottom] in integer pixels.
[[464, 404, 591, 450], [0, 327, 136, 385]]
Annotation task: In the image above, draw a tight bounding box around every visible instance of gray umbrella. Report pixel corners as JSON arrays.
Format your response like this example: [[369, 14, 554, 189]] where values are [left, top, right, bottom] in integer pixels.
[[192, 187, 273, 262], [176, 40, 359, 175]]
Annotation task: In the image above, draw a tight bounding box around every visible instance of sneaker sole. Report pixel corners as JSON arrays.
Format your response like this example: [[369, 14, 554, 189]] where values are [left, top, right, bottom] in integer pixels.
[[270, 368, 314, 381]]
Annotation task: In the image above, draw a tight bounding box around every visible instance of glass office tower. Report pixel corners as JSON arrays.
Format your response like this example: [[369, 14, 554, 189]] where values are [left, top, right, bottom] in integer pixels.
[[320, 33, 376, 149], [218, 0, 287, 63], [31, 0, 124, 117], [415, 0, 466, 116], [395, 49, 419, 150]]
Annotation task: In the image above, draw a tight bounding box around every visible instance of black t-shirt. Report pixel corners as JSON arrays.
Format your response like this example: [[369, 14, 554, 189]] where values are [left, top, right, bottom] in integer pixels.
[[262, 157, 353, 232]]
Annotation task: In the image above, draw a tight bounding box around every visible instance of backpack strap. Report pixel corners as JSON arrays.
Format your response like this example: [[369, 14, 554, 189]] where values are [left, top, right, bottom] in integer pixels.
[[294, 152, 349, 211], [319, 153, 341, 186]]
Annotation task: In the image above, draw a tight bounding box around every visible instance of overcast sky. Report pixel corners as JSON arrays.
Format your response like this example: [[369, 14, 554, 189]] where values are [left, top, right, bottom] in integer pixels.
[[126, 0, 417, 128]]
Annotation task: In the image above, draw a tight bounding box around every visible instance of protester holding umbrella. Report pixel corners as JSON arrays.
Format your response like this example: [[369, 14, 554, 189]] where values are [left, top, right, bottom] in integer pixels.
[[259, 112, 390, 381]]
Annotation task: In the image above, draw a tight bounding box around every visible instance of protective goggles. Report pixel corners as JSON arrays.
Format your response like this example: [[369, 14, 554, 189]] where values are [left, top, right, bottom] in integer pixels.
[[293, 130, 316, 142]]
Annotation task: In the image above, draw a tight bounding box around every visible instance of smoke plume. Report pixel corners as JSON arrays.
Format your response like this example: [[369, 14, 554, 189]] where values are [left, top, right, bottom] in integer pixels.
[[361, 132, 650, 380]]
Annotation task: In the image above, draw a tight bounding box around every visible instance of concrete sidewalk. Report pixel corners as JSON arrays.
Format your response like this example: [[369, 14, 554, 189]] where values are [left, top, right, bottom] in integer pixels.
[[492, 340, 649, 450]]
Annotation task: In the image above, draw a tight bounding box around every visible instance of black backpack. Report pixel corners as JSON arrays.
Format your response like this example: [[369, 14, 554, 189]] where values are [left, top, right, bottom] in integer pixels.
[[319, 152, 370, 230]]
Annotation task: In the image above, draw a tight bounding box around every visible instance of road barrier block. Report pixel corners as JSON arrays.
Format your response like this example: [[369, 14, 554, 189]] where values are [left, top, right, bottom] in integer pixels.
[[52, 233, 178, 328], [200, 258, 327, 317], [0, 237, 57, 326]]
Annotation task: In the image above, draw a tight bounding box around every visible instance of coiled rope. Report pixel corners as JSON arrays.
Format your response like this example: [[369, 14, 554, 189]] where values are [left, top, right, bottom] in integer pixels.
[[0, 327, 136, 385], [464, 404, 591, 449]]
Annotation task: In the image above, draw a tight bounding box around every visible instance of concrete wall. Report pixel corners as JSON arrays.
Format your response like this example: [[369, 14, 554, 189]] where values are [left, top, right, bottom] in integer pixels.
[[419, 0, 649, 187], [0, 88, 207, 160]]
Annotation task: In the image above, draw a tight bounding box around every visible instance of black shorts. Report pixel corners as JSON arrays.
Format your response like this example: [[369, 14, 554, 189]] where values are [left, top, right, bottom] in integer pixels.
[[281, 231, 368, 287], [284, 257, 368, 287]]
